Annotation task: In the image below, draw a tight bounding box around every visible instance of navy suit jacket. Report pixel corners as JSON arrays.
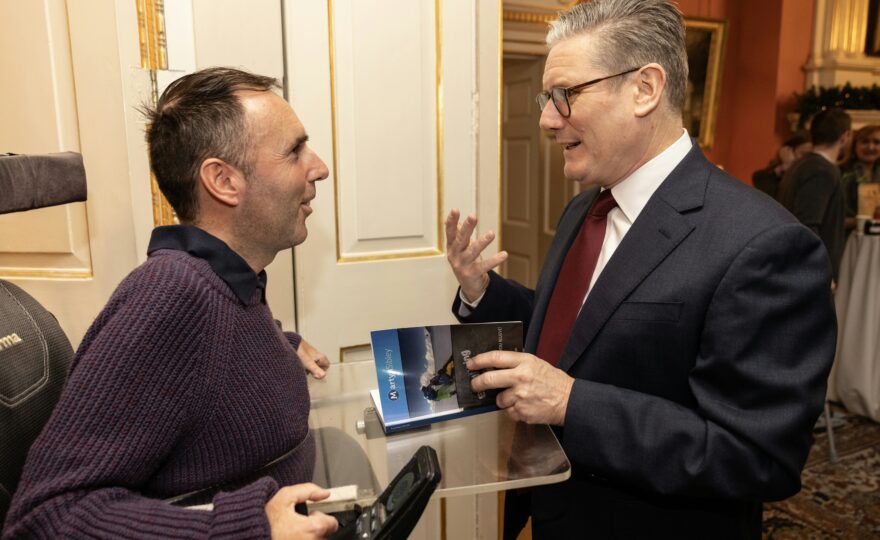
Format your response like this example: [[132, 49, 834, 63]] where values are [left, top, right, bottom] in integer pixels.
[[453, 145, 836, 538]]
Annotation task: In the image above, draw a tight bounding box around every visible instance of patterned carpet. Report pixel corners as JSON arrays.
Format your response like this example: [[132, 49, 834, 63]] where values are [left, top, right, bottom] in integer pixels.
[[763, 409, 880, 539]]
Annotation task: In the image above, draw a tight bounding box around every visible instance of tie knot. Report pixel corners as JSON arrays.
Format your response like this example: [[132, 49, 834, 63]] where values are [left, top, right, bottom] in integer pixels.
[[588, 190, 618, 218]]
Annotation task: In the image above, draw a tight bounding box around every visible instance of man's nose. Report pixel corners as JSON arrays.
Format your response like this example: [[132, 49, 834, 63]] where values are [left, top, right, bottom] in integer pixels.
[[310, 153, 330, 182], [538, 100, 563, 131]]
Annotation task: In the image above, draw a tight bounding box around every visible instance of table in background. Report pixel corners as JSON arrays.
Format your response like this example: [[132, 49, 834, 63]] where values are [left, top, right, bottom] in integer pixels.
[[829, 233, 880, 421], [307, 360, 570, 507]]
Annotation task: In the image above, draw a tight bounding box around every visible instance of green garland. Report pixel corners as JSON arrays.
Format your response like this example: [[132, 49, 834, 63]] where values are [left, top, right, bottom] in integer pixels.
[[795, 83, 880, 128]]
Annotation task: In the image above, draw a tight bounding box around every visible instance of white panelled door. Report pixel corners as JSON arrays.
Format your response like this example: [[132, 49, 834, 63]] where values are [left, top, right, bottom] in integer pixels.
[[284, 0, 500, 367], [284, 1, 501, 538]]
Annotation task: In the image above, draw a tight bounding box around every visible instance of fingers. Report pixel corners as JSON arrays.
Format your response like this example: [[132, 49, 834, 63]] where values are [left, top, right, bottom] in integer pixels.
[[469, 352, 533, 394], [266, 485, 339, 540], [496, 389, 525, 424], [458, 214, 479, 248], [446, 213, 479, 254], [465, 229, 496, 261], [303, 358, 326, 379], [445, 211, 502, 266], [479, 250, 508, 274], [445, 209, 461, 250], [471, 367, 518, 393], [314, 352, 330, 369], [277, 483, 331, 504], [467, 350, 527, 371], [307, 512, 339, 536], [309, 350, 330, 376], [496, 387, 516, 409], [298, 340, 329, 379], [445, 210, 503, 301]]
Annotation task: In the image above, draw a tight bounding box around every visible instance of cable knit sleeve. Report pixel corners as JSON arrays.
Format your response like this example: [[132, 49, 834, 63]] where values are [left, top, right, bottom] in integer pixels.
[[282, 331, 302, 352], [2, 258, 275, 539], [271, 318, 302, 352]]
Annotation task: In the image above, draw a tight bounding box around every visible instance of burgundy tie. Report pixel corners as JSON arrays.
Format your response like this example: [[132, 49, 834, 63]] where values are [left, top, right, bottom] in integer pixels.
[[536, 190, 618, 367]]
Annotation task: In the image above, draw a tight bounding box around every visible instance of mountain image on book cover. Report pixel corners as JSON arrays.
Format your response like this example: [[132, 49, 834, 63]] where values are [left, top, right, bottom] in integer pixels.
[[370, 321, 523, 433]]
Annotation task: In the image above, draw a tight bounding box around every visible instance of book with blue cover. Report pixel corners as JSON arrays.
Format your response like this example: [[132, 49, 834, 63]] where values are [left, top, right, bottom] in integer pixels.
[[369, 321, 523, 434]]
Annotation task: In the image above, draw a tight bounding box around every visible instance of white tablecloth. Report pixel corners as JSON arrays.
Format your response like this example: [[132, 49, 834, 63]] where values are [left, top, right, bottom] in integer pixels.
[[828, 233, 880, 421]]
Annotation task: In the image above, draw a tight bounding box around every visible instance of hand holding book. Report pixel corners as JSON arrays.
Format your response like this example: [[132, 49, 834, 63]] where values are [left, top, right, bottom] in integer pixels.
[[370, 321, 523, 434], [466, 350, 575, 426]]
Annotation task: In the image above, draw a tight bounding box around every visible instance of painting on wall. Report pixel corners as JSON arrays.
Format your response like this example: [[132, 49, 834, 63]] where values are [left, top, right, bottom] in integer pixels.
[[683, 18, 728, 150]]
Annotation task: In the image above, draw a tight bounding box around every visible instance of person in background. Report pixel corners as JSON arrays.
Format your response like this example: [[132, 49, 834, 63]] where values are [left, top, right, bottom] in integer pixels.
[[445, 1, 836, 538], [3, 68, 338, 540], [777, 108, 851, 286], [840, 124, 880, 229], [752, 131, 812, 198]]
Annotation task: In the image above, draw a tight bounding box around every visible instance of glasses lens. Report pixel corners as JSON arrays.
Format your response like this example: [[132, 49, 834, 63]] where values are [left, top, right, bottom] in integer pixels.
[[551, 88, 570, 118], [536, 92, 550, 111]]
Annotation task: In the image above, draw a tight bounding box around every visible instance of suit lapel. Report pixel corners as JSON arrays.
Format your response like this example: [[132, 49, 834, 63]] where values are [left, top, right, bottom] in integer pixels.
[[555, 145, 712, 372]]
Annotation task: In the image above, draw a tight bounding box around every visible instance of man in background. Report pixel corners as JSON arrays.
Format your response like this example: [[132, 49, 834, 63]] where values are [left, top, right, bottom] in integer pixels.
[[752, 131, 812, 199], [777, 108, 851, 286], [4, 68, 338, 539], [445, 1, 835, 537]]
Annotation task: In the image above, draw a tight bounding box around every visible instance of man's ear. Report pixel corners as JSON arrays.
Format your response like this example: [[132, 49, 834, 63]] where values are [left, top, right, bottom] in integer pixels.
[[199, 158, 244, 208], [632, 63, 667, 118]]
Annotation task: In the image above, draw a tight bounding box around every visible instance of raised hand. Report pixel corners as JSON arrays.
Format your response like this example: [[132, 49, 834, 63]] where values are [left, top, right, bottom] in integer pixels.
[[445, 209, 508, 302]]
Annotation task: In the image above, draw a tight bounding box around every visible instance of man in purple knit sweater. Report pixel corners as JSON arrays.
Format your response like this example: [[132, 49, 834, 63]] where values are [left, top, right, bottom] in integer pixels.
[[3, 68, 339, 539]]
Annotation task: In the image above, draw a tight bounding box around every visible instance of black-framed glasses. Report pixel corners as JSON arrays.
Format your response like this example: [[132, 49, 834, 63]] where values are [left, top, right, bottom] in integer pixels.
[[536, 67, 640, 118]]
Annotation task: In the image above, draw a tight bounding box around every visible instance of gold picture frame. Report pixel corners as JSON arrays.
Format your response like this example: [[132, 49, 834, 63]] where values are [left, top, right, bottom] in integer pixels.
[[683, 18, 727, 150]]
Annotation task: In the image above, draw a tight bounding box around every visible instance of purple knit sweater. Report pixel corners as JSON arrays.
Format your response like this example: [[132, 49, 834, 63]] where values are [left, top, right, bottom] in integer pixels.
[[2, 249, 313, 539]]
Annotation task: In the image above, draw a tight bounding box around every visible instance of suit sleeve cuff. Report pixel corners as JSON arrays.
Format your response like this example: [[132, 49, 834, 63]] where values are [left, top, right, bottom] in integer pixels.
[[457, 288, 488, 317]]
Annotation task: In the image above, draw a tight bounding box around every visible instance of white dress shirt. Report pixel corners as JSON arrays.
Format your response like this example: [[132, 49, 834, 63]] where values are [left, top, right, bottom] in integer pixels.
[[460, 129, 693, 315]]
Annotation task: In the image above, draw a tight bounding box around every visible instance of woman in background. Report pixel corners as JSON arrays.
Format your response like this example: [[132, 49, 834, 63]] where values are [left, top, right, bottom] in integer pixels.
[[840, 124, 880, 229]]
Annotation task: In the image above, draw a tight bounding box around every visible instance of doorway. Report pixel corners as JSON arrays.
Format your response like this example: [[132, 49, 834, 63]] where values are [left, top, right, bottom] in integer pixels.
[[500, 55, 580, 289]]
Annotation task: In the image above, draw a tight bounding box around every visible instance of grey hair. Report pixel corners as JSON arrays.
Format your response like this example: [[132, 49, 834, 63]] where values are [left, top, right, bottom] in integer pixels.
[[546, 0, 688, 113]]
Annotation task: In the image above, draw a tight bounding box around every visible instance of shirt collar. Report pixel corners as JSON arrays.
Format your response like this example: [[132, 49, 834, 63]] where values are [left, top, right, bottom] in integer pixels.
[[609, 129, 693, 224], [147, 225, 267, 305]]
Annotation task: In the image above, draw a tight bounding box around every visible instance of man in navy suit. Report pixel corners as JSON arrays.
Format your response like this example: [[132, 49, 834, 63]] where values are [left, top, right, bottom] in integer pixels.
[[445, 1, 835, 538]]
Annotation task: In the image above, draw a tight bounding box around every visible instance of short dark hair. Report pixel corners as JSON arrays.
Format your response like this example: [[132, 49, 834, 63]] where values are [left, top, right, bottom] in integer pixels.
[[547, 0, 689, 113], [143, 67, 280, 222], [783, 131, 810, 149], [809, 108, 851, 147]]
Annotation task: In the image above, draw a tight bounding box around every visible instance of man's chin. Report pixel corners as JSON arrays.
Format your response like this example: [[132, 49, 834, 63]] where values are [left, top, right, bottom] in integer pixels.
[[563, 169, 596, 187], [291, 229, 308, 247]]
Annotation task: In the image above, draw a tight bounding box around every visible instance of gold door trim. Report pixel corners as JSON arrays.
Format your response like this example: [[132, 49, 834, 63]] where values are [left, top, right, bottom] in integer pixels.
[[339, 342, 371, 364], [137, 1, 176, 226], [136, 0, 168, 71], [0, 268, 92, 280]]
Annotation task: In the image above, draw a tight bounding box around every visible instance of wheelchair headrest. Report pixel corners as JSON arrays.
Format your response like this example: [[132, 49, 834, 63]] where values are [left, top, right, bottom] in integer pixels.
[[0, 152, 87, 215]]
